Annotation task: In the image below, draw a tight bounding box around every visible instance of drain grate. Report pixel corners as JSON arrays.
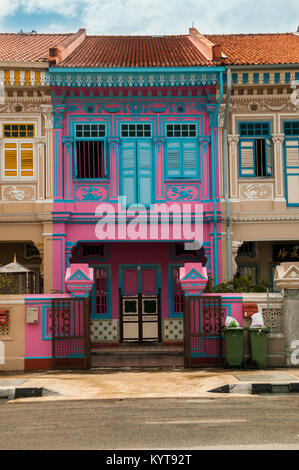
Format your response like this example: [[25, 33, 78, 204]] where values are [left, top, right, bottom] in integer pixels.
[[271, 384, 290, 394]]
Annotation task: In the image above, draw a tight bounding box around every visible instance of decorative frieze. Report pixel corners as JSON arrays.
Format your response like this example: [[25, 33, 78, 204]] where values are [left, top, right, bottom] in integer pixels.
[[239, 183, 274, 201]]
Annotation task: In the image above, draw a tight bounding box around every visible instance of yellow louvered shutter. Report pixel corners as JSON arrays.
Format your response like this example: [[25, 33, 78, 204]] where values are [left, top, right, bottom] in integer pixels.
[[20, 143, 33, 176], [4, 143, 17, 177]]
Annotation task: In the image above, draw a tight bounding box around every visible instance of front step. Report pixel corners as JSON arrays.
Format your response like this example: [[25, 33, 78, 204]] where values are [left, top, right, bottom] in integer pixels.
[[91, 344, 184, 368]]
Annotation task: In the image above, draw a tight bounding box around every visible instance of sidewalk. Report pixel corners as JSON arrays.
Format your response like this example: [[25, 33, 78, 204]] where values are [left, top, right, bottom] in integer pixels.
[[1, 368, 299, 402]]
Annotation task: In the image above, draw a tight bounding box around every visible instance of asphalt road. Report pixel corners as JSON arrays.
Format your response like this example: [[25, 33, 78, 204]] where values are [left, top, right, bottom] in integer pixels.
[[1, 396, 299, 450]]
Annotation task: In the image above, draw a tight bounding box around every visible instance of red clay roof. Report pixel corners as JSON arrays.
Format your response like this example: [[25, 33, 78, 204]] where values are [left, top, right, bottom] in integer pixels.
[[0, 31, 298, 67], [0, 33, 74, 63], [207, 33, 299, 65], [55, 35, 212, 68]]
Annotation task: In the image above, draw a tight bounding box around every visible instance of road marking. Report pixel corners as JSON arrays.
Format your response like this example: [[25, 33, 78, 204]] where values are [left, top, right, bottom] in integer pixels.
[[146, 419, 248, 425]]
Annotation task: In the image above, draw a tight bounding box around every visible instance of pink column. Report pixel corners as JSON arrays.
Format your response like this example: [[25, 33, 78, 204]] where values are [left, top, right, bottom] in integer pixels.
[[108, 137, 119, 200], [153, 137, 165, 201], [62, 137, 74, 201]]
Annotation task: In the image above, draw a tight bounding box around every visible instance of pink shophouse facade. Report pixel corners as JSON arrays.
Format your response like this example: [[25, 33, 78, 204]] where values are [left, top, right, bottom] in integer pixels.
[[24, 33, 244, 370], [49, 66, 224, 338]]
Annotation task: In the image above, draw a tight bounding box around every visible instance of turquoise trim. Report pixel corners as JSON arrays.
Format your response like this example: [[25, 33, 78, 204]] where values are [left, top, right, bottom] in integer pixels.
[[49, 66, 225, 73]]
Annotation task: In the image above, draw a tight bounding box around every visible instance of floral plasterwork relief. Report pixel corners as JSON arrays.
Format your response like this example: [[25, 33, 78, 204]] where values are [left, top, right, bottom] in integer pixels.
[[2, 185, 36, 202], [239, 183, 273, 201]]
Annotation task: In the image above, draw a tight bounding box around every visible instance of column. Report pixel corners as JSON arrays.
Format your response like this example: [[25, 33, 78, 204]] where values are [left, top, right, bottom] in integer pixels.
[[34, 137, 46, 201], [198, 136, 210, 201], [108, 137, 119, 200], [52, 105, 66, 201], [272, 134, 285, 208], [40, 104, 54, 200], [153, 137, 165, 201], [227, 134, 240, 200], [231, 240, 243, 277], [62, 137, 74, 201]]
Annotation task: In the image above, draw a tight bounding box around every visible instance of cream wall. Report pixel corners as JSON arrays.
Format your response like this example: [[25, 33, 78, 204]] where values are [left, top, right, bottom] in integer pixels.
[[0, 296, 25, 371]]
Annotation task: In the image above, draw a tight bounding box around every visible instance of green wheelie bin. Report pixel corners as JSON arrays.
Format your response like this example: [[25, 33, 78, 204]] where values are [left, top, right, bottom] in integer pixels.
[[224, 327, 244, 367], [246, 327, 270, 369]]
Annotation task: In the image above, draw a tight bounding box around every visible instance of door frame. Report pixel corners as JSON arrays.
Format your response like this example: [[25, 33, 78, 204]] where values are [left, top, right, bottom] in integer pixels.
[[119, 264, 162, 343]]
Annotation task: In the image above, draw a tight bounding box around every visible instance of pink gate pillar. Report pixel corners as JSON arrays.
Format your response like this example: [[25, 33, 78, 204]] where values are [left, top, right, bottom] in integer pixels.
[[65, 263, 94, 298], [179, 263, 208, 296]]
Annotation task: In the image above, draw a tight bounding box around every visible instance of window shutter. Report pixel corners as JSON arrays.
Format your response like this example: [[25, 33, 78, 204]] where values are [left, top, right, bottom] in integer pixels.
[[183, 141, 197, 177], [240, 140, 255, 176], [121, 140, 136, 205], [167, 141, 181, 177], [265, 138, 272, 176], [4, 143, 17, 177], [285, 139, 299, 205], [137, 140, 152, 205], [20, 143, 33, 177]]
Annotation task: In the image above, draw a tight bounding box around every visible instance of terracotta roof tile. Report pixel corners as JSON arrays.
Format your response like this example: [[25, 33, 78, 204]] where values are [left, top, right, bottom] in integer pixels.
[[206, 33, 299, 65], [0, 33, 74, 63], [56, 35, 211, 68]]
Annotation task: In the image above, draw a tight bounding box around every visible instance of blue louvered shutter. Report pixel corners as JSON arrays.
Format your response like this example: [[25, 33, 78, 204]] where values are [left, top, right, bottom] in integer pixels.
[[285, 139, 299, 205], [121, 140, 137, 205], [265, 137, 272, 176], [183, 141, 197, 177], [167, 141, 181, 177], [240, 139, 255, 176], [137, 140, 153, 205]]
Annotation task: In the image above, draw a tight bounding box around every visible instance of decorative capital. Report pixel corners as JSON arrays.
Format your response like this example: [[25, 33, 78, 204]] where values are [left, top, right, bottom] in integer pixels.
[[272, 134, 285, 145], [198, 136, 211, 148], [153, 136, 165, 144], [53, 105, 66, 130], [107, 137, 120, 145], [62, 136, 74, 148], [228, 134, 240, 146]]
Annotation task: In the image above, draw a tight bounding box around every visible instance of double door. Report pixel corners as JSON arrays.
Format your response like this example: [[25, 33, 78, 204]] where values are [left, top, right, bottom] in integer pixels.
[[120, 265, 161, 343]]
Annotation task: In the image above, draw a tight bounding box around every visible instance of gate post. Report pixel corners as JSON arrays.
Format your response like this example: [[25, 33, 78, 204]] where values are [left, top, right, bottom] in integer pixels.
[[179, 263, 208, 297], [180, 263, 208, 368], [65, 263, 94, 298]]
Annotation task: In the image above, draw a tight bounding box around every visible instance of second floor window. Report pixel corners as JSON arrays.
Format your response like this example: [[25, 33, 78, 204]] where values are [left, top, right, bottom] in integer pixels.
[[2, 124, 34, 179], [165, 123, 199, 179], [239, 122, 272, 178], [75, 123, 108, 179]]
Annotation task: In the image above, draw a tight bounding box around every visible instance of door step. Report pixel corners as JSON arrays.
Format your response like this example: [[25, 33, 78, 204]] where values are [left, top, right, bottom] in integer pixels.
[[91, 344, 184, 368]]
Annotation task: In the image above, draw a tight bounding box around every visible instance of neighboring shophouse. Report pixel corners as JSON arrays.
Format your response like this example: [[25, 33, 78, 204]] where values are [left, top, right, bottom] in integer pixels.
[[215, 32, 299, 291], [0, 32, 85, 295]]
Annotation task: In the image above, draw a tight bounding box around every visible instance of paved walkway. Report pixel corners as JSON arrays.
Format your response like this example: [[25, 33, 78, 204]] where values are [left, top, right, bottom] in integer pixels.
[[1, 368, 299, 402]]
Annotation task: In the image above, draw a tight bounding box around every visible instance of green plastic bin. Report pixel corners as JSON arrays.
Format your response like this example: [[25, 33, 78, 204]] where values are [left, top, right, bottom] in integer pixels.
[[247, 327, 270, 369], [224, 327, 244, 367]]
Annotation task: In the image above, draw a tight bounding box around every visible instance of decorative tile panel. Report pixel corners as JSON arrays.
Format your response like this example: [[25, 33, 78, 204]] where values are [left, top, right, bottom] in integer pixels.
[[163, 319, 184, 341], [91, 319, 118, 341], [75, 185, 109, 202], [166, 185, 200, 201]]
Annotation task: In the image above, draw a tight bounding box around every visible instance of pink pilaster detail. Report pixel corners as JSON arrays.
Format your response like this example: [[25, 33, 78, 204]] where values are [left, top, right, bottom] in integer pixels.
[[108, 138, 119, 200], [153, 137, 165, 200], [62, 137, 74, 200]]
